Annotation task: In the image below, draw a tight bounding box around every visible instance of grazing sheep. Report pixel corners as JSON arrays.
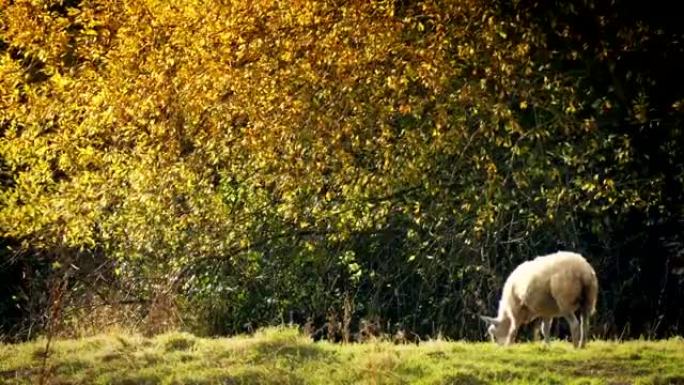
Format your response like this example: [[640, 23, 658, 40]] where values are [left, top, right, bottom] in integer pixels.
[[480, 251, 598, 347]]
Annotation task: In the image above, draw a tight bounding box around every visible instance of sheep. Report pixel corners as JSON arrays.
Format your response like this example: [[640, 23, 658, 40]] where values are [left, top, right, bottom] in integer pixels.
[[480, 251, 598, 348]]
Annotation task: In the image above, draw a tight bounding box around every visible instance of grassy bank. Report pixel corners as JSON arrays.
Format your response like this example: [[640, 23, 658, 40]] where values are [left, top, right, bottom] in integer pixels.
[[1, 327, 683, 385]]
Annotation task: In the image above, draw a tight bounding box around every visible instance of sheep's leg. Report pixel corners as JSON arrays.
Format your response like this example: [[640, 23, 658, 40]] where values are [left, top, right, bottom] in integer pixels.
[[564, 313, 580, 348], [505, 319, 518, 346], [540, 318, 553, 345], [531, 319, 542, 341], [578, 313, 589, 348]]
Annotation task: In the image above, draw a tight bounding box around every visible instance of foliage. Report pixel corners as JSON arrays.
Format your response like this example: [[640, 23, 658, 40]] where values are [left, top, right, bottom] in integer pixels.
[[0, 0, 683, 339]]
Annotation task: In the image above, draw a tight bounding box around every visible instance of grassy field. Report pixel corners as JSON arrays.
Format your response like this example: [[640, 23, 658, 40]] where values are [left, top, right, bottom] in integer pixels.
[[1, 327, 683, 385]]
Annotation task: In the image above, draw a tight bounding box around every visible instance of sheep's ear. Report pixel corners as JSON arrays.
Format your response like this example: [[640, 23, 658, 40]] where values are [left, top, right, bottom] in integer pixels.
[[479, 315, 500, 326]]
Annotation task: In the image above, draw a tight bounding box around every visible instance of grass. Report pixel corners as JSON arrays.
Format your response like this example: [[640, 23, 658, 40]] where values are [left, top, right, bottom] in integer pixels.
[[1, 327, 683, 385]]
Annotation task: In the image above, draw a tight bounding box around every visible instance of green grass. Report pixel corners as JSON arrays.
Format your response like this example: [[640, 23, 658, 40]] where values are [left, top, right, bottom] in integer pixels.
[[1, 327, 683, 385]]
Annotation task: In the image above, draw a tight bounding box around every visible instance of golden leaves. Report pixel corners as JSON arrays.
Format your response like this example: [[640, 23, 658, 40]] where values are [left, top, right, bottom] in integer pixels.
[[0, 0, 637, 261]]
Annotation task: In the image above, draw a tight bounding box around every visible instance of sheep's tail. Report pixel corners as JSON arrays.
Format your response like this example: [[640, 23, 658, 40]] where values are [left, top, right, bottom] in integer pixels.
[[578, 272, 598, 347], [580, 271, 599, 317]]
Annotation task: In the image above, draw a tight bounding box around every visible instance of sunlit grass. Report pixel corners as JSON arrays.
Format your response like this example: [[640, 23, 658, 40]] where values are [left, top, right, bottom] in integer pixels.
[[1, 327, 683, 384]]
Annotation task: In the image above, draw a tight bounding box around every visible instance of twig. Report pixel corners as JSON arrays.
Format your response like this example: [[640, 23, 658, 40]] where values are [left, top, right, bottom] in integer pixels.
[[38, 273, 69, 385]]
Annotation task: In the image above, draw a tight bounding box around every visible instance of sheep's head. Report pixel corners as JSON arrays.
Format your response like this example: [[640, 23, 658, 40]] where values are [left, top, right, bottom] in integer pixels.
[[479, 315, 507, 345]]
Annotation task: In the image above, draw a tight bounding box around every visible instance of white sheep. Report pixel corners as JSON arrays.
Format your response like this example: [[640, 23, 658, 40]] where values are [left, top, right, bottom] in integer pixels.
[[480, 251, 598, 347]]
